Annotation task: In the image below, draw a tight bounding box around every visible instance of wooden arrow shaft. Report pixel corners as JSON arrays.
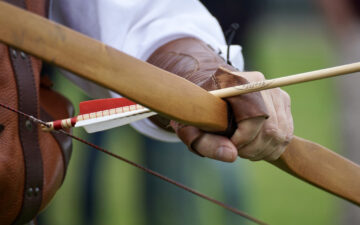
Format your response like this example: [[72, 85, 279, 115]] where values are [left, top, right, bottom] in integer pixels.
[[212, 63, 360, 97], [1, 2, 359, 206]]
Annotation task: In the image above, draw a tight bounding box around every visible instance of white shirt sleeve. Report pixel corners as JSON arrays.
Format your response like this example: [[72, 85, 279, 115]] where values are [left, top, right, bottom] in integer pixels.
[[49, 0, 244, 142]]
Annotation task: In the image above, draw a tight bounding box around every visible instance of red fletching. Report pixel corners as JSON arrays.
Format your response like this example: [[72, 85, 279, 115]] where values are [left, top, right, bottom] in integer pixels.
[[79, 98, 136, 115]]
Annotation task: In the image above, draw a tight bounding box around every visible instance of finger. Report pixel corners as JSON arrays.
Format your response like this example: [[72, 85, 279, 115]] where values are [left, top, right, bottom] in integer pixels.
[[231, 117, 265, 149], [193, 133, 238, 162], [236, 130, 273, 160], [269, 89, 294, 145], [237, 124, 288, 161], [249, 134, 287, 161], [263, 144, 287, 162], [234, 88, 294, 161], [283, 90, 294, 140], [260, 89, 292, 144], [271, 89, 291, 138], [234, 89, 278, 160], [262, 89, 278, 126]]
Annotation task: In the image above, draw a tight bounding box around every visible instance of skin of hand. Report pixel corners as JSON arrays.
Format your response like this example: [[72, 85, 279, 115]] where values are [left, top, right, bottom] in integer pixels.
[[146, 37, 292, 162], [192, 72, 294, 162]]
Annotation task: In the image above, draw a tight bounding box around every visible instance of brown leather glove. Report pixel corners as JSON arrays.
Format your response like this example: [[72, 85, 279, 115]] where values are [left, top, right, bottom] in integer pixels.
[[147, 37, 268, 156]]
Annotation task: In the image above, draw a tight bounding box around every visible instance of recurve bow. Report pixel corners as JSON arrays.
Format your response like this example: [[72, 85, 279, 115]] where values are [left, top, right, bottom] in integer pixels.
[[1, 1, 359, 207]]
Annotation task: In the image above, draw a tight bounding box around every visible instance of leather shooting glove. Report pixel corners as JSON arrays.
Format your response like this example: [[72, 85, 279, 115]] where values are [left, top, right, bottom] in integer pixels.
[[147, 38, 293, 162]]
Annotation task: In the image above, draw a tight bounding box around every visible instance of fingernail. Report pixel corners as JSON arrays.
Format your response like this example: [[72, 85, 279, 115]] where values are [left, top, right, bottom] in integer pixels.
[[216, 146, 236, 162]]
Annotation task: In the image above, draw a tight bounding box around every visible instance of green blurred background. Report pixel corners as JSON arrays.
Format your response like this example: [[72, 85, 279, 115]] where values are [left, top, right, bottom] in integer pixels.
[[38, 1, 351, 225]]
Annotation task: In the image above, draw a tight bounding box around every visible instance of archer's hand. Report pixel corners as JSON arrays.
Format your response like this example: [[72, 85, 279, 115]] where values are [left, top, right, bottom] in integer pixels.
[[188, 72, 294, 162], [147, 37, 293, 162]]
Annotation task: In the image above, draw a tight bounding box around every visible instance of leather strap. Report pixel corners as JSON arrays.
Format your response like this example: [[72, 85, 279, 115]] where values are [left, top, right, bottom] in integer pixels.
[[6, 1, 44, 224]]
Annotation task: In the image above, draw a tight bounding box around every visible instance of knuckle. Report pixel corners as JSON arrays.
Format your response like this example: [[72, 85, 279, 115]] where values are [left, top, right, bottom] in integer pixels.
[[263, 127, 289, 146], [263, 127, 278, 139], [281, 89, 291, 102], [252, 72, 265, 81]]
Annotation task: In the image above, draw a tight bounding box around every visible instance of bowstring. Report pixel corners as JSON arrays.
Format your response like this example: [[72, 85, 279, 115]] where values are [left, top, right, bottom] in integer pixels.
[[0, 102, 268, 225]]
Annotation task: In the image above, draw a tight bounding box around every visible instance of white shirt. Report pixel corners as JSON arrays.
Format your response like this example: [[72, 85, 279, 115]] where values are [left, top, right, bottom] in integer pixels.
[[49, 0, 244, 142]]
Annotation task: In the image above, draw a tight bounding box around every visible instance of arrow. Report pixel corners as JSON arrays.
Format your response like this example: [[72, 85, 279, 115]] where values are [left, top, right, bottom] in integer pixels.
[[42, 97, 156, 133], [43, 65, 360, 133]]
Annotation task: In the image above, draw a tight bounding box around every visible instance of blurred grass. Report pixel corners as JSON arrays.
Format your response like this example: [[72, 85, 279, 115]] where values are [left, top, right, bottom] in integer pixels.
[[40, 19, 342, 225], [94, 128, 145, 225]]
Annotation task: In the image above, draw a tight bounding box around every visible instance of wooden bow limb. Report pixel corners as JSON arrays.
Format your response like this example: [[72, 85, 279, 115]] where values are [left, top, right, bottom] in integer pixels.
[[1, 1, 360, 207], [274, 136, 360, 206], [0, 1, 227, 132]]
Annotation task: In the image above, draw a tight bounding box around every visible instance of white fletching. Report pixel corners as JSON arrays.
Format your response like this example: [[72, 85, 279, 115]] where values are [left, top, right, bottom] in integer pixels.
[[75, 108, 157, 133]]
